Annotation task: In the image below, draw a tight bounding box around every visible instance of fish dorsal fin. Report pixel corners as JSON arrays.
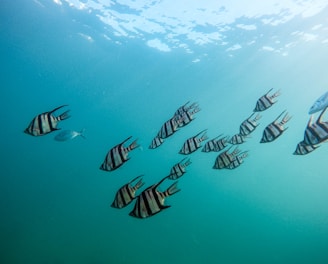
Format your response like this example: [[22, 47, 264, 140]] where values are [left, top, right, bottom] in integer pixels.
[[116, 136, 132, 148], [49, 105, 68, 114], [153, 176, 169, 190], [194, 129, 207, 138], [274, 110, 286, 123], [213, 134, 224, 140], [129, 174, 144, 184], [265, 88, 274, 96]]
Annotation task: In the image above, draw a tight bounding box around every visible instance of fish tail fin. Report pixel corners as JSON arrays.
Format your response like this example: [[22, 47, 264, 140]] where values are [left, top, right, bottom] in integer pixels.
[[165, 181, 180, 196], [273, 89, 281, 97], [80, 128, 86, 139], [58, 110, 70, 121], [128, 139, 140, 150]]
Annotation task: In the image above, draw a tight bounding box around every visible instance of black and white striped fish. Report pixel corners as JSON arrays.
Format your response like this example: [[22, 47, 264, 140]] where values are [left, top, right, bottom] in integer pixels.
[[202, 135, 229, 152], [293, 141, 319, 155], [149, 136, 164, 149], [303, 107, 328, 145], [239, 113, 261, 136], [129, 176, 180, 219], [213, 147, 241, 169], [100, 136, 139, 171], [157, 117, 181, 139], [254, 88, 280, 112], [179, 129, 208, 155], [168, 158, 192, 180], [24, 105, 70, 136], [226, 151, 248, 169], [111, 175, 145, 209], [230, 134, 246, 145], [175, 106, 200, 127], [260, 110, 292, 143], [174, 101, 198, 117]]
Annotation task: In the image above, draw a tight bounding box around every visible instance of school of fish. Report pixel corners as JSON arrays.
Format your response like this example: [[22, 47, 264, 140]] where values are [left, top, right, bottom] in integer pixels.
[[24, 89, 328, 219]]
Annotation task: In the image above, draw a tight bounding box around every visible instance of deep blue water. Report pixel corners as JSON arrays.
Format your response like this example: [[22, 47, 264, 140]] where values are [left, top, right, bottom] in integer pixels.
[[1, 1, 328, 263]]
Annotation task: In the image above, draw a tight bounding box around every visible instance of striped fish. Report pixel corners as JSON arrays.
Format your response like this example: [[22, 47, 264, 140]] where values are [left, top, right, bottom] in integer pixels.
[[293, 141, 319, 155], [157, 117, 181, 139], [111, 175, 145, 209], [227, 151, 248, 169], [260, 110, 292, 143], [149, 136, 164, 149], [303, 107, 328, 145], [129, 176, 180, 219], [168, 158, 192, 180], [239, 113, 261, 136], [24, 105, 70, 136], [213, 147, 241, 169], [202, 135, 229, 152], [254, 88, 280, 112], [174, 101, 198, 117], [230, 134, 246, 145], [175, 106, 200, 127], [179, 129, 208, 155], [100, 136, 139, 171]]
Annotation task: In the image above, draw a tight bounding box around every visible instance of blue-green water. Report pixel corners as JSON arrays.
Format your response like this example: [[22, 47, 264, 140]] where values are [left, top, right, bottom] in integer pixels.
[[1, 1, 328, 263]]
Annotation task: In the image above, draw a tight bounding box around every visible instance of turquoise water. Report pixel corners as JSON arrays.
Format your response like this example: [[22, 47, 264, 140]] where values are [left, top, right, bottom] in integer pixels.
[[1, 1, 328, 263]]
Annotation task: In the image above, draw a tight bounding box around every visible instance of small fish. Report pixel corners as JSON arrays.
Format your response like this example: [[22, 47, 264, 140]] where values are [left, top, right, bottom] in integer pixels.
[[54, 129, 86, 141], [254, 88, 280, 112], [24, 105, 70, 136], [308, 91, 328, 114], [179, 129, 208, 155], [293, 141, 319, 155], [226, 151, 248, 169], [239, 113, 261, 136], [175, 106, 200, 127], [100, 136, 139, 172], [157, 117, 181, 139], [202, 135, 229, 152], [213, 147, 241, 169], [260, 110, 292, 143], [111, 175, 145, 209], [129, 176, 180, 219], [149, 136, 164, 149], [168, 158, 192, 180], [173, 101, 198, 117], [230, 134, 246, 145], [303, 107, 328, 145]]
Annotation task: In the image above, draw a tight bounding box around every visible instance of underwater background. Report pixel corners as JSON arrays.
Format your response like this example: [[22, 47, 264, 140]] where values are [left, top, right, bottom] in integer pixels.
[[1, 0, 328, 263]]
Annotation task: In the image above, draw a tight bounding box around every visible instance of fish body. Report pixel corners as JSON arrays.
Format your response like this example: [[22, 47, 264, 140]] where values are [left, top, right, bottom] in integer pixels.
[[308, 91, 328, 114], [129, 177, 180, 219], [254, 88, 280, 112], [149, 136, 164, 149], [293, 141, 319, 155], [260, 110, 291, 143], [111, 175, 145, 209], [157, 117, 180, 139], [168, 158, 191, 180], [230, 134, 246, 145], [24, 105, 70, 136], [213, 147, 241, 169], [202, 135, 229, 152], [226, 152, 248, 169], [179, 129, 208, 155], [303, 107, 328, 145], [100, 136, 139, 171], [54, 129, 85, 141], [239, 113, 261, 136]]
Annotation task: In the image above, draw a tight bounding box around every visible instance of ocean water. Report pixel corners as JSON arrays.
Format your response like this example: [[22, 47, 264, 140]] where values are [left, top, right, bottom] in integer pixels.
[[1, 1, 328, 263]]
